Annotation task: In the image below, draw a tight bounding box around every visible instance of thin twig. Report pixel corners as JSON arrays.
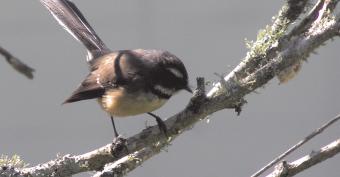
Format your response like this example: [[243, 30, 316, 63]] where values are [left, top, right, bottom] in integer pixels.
[[0, 45, 35, 79], [251, 114, 340, 177], [266, 139, 340, 177], [1, 0, 340, 176]]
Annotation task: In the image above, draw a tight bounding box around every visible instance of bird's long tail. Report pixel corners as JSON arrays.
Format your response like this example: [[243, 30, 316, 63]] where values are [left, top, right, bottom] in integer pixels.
[[40, 0, 110, 63]]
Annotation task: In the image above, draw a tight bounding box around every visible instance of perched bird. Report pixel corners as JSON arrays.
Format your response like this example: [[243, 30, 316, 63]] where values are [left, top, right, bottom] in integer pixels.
[[40, 0, 191, 137]]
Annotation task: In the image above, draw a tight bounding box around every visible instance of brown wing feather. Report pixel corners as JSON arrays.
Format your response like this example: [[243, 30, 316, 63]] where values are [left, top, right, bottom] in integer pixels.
[[63, 53, 117, 104], [62, 74, 105, 104], [63, 51, 147, 104]]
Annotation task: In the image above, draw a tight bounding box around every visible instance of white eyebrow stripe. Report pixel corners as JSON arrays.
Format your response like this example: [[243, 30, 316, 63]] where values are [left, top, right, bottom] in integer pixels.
[[167, 67, 184, 78], [154, 85, 175, 96]]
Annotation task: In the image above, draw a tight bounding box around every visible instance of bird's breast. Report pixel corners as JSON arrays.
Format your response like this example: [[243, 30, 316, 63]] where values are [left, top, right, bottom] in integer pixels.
[[98, 88, 167, 117]]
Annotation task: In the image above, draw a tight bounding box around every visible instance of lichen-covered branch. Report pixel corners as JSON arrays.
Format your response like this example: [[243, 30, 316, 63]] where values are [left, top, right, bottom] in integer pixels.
[[0, 45, 35, 79], [266, 139, 340, 177], [1, 0, 340, 176], [211, 0, 310, 89], [93, 146, 157, 177]]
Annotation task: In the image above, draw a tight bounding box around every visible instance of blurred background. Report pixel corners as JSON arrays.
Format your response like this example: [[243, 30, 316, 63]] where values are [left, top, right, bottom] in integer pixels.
[[0, 1, 339, 176]]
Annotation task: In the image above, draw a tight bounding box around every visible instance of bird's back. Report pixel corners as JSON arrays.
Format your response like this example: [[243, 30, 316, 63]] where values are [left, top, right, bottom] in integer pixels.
[[64, 49, 182, 103]]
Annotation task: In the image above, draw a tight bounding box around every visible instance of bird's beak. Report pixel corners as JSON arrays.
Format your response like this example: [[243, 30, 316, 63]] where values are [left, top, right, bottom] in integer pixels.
[[185, 86, 193, 93]]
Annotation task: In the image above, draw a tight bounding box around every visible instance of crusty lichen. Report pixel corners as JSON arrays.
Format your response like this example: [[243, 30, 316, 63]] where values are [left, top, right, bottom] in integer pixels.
[[0, 154, 27, 169], [245, 15, 289, 59]]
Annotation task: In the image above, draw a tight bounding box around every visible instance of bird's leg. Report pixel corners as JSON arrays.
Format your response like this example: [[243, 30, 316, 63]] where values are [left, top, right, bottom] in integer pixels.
[[147, 112, 168, 137], [109, 116, 129, 157], [110, 116, 119, 138]]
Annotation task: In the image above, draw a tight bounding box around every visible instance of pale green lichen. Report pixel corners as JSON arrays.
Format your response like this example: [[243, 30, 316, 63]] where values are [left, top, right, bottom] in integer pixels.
[[0, 154, 28, 169], [126, 153, 142, 166], [245, 12, 290, 59], [132, 156, 142, 165], [166, 136, 173, 143]]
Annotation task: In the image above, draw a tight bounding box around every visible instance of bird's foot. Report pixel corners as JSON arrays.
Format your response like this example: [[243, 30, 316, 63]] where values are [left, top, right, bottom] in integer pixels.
[[111, 135, 128, 158], [147, 112, 168, 137]]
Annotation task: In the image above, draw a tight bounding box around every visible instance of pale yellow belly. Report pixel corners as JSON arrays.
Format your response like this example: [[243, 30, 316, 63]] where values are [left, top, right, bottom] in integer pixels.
[[98, 88, 167, 117]]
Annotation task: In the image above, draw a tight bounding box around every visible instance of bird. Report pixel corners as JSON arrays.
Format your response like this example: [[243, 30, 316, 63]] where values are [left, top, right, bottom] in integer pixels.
[[40, 0, 192, 137]]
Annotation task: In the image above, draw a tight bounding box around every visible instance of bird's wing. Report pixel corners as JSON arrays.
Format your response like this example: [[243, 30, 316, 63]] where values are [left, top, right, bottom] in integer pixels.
[[63, 51, 147, 103], [40, 0, 110, 63]]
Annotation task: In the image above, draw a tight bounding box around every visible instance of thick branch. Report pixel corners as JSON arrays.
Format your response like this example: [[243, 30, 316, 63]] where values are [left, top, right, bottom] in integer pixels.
[[213, 0, 309, 86], [93, 146, 156, 177], [1, 0, 340, 176], [0, 46, 35, 79]]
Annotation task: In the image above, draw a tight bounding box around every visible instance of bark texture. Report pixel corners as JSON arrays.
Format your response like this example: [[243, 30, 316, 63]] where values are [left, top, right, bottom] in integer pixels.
[[1, 0, 340, 176]]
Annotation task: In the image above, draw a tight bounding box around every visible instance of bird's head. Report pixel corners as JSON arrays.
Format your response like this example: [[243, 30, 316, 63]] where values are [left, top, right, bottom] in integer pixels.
[[147, 50, 192, 99]]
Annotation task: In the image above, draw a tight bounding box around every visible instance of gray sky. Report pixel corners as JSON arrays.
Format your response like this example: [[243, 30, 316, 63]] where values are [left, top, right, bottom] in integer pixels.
[[1, 1, 340, 177]]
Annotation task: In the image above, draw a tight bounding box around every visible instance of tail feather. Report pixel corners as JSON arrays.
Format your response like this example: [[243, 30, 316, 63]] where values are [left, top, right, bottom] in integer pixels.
[[40, 0, 110, 62]]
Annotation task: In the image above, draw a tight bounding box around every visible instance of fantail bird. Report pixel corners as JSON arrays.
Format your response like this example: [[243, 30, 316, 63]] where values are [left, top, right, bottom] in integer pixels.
[[40, 0, 192, 137]]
